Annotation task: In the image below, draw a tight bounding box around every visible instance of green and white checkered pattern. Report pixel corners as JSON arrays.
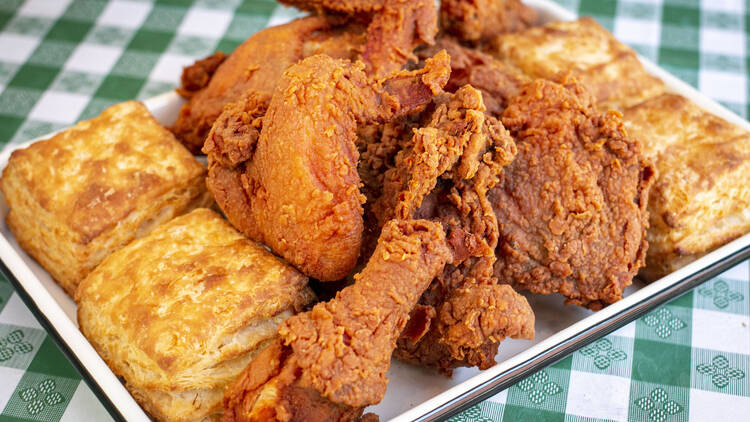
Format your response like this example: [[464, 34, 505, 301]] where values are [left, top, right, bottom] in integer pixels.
[[0, 1, 748, 421], [0, 272, 112, 421], [451, 261, 750, 422]]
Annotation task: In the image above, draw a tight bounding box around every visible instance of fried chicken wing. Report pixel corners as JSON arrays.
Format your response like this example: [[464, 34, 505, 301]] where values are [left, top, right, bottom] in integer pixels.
[[355, 86, 530, 373], [205, 52, 450, 281], [440, 0, 538, 44], [491, 78, 654, 309], [223, 219, 452, 421], [398, 284, 534, 370], [365, 86, 533, 373], [222, 338, 374, 422]]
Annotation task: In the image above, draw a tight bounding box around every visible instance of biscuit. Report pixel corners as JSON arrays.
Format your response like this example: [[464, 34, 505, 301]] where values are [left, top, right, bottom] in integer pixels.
[[0, 101, 212, 296], [492, 17, 664, 110], [622, 94, 750, 280], [76, 208, 315, 422]]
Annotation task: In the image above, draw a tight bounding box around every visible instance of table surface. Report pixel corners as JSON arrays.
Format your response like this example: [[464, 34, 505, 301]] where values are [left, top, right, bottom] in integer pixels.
[[0, 1, 748, 421]]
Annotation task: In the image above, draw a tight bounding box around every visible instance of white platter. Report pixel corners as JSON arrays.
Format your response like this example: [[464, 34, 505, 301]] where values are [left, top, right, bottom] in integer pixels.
[[1, 0, 749, 421]]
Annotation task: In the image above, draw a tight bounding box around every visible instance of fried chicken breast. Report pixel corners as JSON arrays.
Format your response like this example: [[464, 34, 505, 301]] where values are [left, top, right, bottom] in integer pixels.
[[491, 78, 654, 309]]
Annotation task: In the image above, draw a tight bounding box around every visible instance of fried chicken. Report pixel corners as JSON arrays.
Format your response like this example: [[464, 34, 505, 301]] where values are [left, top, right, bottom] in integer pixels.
[[280, 0, 438, 77], [418, 36, 529, 117], [223, 219, 452, 421], [172, 0, 439, 153], [356, 36, 528, 212], [491, 78, 654, 309], [204, 52, 450, 281], [172, 17, 351, 153], [222, 338, 374, 422], [365, 85, 533, 373], [440, 0, 538, 44]]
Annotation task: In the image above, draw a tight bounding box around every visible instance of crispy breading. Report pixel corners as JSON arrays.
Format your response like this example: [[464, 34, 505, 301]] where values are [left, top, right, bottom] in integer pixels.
[[622, 94, 750, 280], [205, 52, 450, 281], [281, 0, 438, 77], [418, 36, 530, 117], [368, 86, 532, 373], [171, 16, 364, 153], [491, 17, 664, 110], [223, 219, 451, 420], [491, 78, 654, 309], [397, 284, 534, 370], [440, 0, 538, 44], [172, 0, 439, 153]]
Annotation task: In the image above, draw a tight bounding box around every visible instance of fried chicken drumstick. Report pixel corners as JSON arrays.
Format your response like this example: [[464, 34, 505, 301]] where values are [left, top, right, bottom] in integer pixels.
[[223, 219, 452, 421], [204, 52, 451, 281]]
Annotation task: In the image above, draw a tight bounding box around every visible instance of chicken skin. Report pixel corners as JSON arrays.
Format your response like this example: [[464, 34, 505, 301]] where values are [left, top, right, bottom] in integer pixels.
[[222, 219, 452, 421], [172, 17, 351, 153], [491, 78, 654, 309], [440, 0, 538, 44], [280, 0, 438, 77], [204, 52, 451, 281], [172, 0, 438, 153], [368, 86, 533, 373], [417, 36, 530, 117]]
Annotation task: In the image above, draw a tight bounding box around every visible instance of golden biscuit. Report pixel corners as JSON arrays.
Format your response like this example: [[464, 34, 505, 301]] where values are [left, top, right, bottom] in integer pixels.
[[623, 94, 750, 280], [76, 208, 315, 422], [491, 17, 664, 110], [0, 101, 211, 296]]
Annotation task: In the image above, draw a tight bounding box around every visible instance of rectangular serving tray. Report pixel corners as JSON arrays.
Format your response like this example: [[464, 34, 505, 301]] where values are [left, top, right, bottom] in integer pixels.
[[1, 0, 749, 420]]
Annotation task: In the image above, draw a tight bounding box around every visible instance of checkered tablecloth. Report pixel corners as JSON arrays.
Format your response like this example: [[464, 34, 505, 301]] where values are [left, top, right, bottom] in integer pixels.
[[0, 1, 747, 421]]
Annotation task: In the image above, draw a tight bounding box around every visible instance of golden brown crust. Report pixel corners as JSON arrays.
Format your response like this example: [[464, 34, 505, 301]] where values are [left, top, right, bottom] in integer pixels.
[[417, 36, 530, 117], [172, 0, 439, 153], [371, 86, 531, 373], [223, 219, 450, 420], [440, 0, 538, 44], [77, 208, 315, 422], [622, 94, 750, 280], [491, 78, 653, 309], [177, 51, 227, 98], [278, 0, 437, 77], [205, 52, 450, 281], [171, 16, 352, 153], [491, 17, 664, 110], [281, 219, 452, 407], [0, 101, 210, 296], [222, 339, 375, 422]]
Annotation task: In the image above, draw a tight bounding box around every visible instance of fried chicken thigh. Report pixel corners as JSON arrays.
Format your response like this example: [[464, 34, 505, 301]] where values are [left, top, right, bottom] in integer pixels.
[[172, 0, 439, 153], [205, 52, 450, 281], [491, 78, 654, 309], [172, 17, 351, 153], [223, 219, 452, 421]]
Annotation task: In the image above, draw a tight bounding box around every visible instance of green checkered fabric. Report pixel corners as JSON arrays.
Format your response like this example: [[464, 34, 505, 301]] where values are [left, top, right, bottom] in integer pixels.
[[0, 1, 748, 421], [451, 264, 750, 421]]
